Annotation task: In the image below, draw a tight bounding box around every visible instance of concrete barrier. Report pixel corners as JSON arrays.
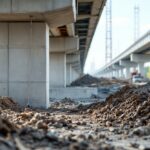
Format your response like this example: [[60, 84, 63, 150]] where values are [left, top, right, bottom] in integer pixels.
[[50, 87, 98, 99]]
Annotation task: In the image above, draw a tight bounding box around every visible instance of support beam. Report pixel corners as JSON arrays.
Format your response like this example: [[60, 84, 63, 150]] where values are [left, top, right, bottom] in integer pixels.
[[66, 54, 80, 64], [50, 37, 79, 53], [0, 0, 76, 27], [130, 54, 150, 63], [130, 54, 150, 77], [119, 60, 137, 67]]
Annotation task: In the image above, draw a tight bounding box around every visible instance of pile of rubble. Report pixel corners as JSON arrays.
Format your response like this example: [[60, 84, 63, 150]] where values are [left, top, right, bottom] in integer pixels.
[[0, 83, 150, 149], [70, 74, 129, 87], [0, 96, 19, 110], [85, 84, 150, 128], [70, 74, 100, 86]]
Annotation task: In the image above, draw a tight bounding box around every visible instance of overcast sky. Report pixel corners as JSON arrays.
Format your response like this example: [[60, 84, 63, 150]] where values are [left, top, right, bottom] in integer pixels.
[[84, 0, 150, 74]]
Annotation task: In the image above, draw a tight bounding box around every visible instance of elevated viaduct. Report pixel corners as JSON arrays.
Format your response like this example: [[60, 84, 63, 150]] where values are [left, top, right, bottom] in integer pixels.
[[95, 31, 150, 79], [0, 0, 106, 107]]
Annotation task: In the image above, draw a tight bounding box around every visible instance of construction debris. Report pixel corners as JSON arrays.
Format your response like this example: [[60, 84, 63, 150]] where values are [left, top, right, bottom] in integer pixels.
[[70, 74, 100, 86], [0, 96, 19, 110], [0, 83, 150, 149], [82, 84, 150, 128], [70, 74, 129, 87]]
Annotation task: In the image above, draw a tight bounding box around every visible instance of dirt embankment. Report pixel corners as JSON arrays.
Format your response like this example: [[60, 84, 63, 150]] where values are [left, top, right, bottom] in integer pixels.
[[70, 74, 129, 87], [82, 84, 150, 128], [0, 84, 150, 149]]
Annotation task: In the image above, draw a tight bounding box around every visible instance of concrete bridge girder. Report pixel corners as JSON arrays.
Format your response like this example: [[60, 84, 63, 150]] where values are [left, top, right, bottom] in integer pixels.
[[119, 60, 137, 67], [0, 0, 76, 28], [50, 37, 79, 53], [130, 54, 150, 77], [119, 60, 138, 78], [130, 54, 150, 63], [66, 54, 80, 64]]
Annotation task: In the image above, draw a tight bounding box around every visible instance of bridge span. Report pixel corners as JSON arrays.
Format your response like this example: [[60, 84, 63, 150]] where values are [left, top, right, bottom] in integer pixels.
[[0, 0, 106, 108], [95, 30, 150, 79]]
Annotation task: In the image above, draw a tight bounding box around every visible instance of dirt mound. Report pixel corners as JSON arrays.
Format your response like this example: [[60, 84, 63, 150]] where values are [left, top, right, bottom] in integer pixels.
[[0, 96, 19, 110], [85, 84, 150, 127], [71, 74, 100, 86], [71, 74, 129, 87], [0, 117, 16, 136]]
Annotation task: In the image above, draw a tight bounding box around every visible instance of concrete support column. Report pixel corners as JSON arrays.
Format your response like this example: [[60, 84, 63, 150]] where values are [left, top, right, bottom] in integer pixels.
[[125, 67, 131, 79], [137, 63, 145, 77], [50, 37, 79, 88], [120, 69, 124, 78], [117, 70, 119, 78], [50, 53, 66, 87], [0, 22, 49, 108], [112, 70, 115, 77], [130, 54, 149, 77], [66, 63, 72, 86], [71, 68, 80, 82], [111, 71, 113, 78]]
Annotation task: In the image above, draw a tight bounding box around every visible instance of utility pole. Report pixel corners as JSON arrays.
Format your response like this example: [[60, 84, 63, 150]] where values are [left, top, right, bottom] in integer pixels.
[[105, 0, 112, 64], [134, 4, 140, 41]]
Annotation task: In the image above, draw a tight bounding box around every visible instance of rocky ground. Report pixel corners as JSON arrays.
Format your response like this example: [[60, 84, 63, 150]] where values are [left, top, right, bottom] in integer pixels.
[[0, 83, 150, 150]]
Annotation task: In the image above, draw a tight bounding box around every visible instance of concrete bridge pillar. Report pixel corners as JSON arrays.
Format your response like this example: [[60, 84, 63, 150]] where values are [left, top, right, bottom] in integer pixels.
[[50, 37, 79, 87], [0, 22, 49, 108], [66, 63, 72, 86], [50, 53, 66, 87], [125, 67, 131, 79], [71, 68, 80, 82], [66, 64, 80, 86], [130, 54, 150, 77], [66, 53, 80, 84], [120, 68, 124, 78], [137, 62, 145, 77], [119, 60, 137, 79], [116, 70, 119, 78]]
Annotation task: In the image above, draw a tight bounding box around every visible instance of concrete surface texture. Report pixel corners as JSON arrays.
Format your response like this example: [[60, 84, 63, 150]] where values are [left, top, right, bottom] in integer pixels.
[[0, 0, 76, 28], [66, 64, 72, 86], [0, 22, 49, 108], [50, 87, 98, 99], [50, 37, 79, 53], [71, 68, 80, 82], [66, 64, 80, 86], [50, 53, 66, 88]]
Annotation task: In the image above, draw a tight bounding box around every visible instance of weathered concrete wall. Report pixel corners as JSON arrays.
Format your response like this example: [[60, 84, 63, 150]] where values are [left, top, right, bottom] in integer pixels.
[[50, 53, 66, 87], [50, 87, 98, 99], [0, 22, 49, 108]]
